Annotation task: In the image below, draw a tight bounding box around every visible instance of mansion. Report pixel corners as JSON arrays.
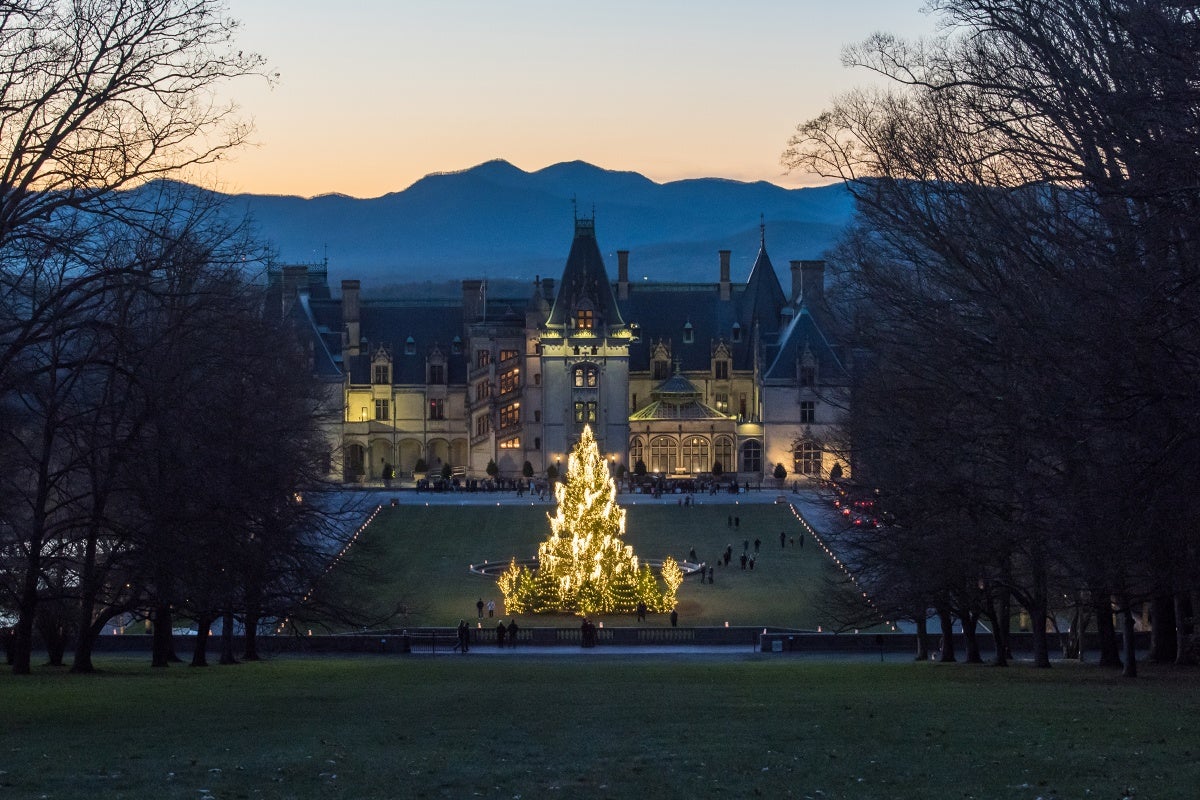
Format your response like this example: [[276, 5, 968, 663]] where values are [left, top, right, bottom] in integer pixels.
[[278, 217, 851, 485]]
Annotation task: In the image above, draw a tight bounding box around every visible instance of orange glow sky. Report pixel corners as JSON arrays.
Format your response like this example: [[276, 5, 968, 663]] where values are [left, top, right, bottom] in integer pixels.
[[204, 1, 937, 198]]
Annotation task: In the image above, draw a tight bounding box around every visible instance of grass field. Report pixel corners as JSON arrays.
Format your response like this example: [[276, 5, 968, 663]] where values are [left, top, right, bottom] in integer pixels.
[[5, 655, 1198, 799], [314, 502, 877, 630]]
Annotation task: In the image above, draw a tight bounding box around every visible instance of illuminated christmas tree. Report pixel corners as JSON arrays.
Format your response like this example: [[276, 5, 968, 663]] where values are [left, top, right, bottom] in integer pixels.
[[499, 425, 681, 615]]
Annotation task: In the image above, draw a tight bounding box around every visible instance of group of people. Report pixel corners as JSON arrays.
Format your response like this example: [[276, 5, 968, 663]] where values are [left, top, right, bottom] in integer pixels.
[[455, 617, 521, 652]]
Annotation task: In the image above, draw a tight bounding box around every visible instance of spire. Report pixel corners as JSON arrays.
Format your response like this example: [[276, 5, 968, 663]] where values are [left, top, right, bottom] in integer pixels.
[[741, 219, 787, 334]]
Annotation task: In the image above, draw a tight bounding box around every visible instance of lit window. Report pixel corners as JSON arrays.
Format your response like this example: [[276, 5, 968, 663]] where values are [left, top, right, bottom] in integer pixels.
[[576, 309, 594, 330], [714, 393, 729, 412], [795, 441, 822, 476], [499, 367, 520, 394], [573, 364, 598, 387], [500, 402, 520, 428], [429, 398, 445, 420], [500, 348, 520, 362], [573, 401, 597, 423], [499, 438, 520, 449]]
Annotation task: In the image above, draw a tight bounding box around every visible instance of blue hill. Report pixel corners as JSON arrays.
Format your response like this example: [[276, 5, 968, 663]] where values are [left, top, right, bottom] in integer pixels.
[[215, 159, 856, 286]]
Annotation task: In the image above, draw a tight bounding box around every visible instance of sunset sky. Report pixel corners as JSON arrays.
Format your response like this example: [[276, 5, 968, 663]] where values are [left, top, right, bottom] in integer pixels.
[[212, 1, 937, 199]]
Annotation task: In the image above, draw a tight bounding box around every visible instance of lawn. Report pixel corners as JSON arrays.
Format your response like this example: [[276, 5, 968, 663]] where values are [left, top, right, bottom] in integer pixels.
[[4, 655, 1197, 799], [313, 501, 873, 630]]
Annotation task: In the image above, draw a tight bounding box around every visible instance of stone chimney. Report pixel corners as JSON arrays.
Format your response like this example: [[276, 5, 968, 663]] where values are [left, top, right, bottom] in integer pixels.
[[341, 279, 361, 357], [616, 250, 629, 300], [462, 279, 484, 323], [718, 250, 731, 301], [799, 260, 825, 306]]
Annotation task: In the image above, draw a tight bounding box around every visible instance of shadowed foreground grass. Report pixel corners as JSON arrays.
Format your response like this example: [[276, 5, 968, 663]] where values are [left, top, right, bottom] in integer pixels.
[[4, 655, 1197, 799]]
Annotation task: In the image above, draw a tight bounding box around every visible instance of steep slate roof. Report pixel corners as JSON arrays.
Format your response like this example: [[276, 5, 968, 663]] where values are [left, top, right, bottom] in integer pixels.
[[307, 299, 468, 385], [293, 295, 342, 379], [740, 237, 787, 335], [619, 284, 753, 371], [762, 306, 848, 385], [546, 218, 625, 328]]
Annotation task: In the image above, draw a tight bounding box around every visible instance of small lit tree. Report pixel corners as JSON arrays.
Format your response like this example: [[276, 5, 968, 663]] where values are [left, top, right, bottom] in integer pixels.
[[499, 426, 680, 615]]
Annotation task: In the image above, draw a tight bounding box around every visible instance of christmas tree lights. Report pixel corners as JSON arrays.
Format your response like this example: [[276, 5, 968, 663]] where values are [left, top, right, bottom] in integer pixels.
[[499, 425, 680, 615]]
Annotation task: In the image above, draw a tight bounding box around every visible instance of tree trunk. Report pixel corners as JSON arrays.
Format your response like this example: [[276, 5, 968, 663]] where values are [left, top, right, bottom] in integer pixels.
[[962, 611, 982, 664], [983, 591, 1007, 667], [1028, 591, 1052, 669], [219, 610, 238, 665], [243, 610, 261, 661], [192, 615, 213, 667], [1174, 591, 1194, 666], [1150, 594, 1176, 663], [151, 603, 175, 668], [914, 615, 929, 660], [1094, 592, 1122, 668], [937, 607, 956, 663], [1121, 600, 1138, 678]]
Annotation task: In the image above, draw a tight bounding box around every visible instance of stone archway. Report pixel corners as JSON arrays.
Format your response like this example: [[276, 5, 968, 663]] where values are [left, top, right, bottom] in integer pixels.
[[397, 439, 422, 475]]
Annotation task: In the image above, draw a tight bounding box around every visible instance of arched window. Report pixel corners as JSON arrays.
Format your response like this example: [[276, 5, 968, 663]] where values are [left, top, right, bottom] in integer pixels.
[[681, 436, 709, 473], [714, 436, 734, 473], [649, 436, 678, 474], [795, 441, 822, 476], [629, 436, 644, 469], [740, 440, 762, 474], [573, 363, 599, 388]]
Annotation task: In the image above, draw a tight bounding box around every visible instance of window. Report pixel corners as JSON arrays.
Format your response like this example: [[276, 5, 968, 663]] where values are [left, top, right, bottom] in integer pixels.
[[574, 401, 597, 423], [534, 437, 541, 450], [429, 398, 445, 420], [428, 364, 445, 384], [714, 393, 729, 413], [576, 309, 594, 330], [652, 359, 670, 380], [800, 401, 815, 424], [629, 437, 644, 467], [499, 367, 520, 394], [534, 409, 541, 422], [714, 436, 734, 473], [631, 393, 638, 411], [650, 436, 679, 474], [534, 373, 542, 386], [795, 441, 822, 476], [451, 336, 462, 355], [476, 349, 491, 368], [714, 360, 729, 380], [500, 402, 520, 429], [740, 440, 762, 473], [682, 321, 693, 344], [404, 336, 415, 355], [475, 414, 491, 437], [681, 437, 710, 474], [500, 348, 519, 362], [373, 364, 389, 384], [573, 364, 598, 387], [738, 394, 747, 420], [731, 323, 742, 342], [800, 365, 816, 387], [499, 438, 520, 449], [476, 380, 491, 401], [374, 399, 389, 421]]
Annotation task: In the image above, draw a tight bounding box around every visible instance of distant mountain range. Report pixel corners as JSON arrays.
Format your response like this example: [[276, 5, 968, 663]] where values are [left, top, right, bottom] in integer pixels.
[[215, 159, 857, 288]]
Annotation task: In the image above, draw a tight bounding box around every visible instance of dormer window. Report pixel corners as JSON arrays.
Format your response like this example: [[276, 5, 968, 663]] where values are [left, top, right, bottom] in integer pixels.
[[451, 335, 462, 355], [404, 336, 416, 355], [373, 363, 390, 384], [800, 365, 816, 387], [576, 309, 594, 330], [429, 363, 445, 384], [682, 321, 694, 344], [652, 359, 670, 380], [714, 360, 730, 381], [731, 323, 742, 343]]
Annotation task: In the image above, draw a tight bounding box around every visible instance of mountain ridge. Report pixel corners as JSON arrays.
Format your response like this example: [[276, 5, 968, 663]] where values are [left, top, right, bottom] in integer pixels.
[[213, 159, 856, 287]]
